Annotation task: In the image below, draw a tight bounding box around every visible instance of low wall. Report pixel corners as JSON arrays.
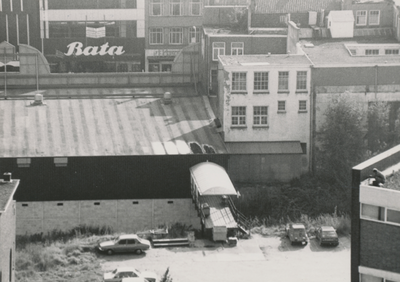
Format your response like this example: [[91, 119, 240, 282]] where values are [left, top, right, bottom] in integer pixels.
[[0, 72, 195, 89], [16, 198, 201, 235]]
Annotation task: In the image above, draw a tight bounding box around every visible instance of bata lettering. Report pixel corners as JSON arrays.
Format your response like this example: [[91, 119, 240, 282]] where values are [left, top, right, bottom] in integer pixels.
[[64, 42, 125, 56]]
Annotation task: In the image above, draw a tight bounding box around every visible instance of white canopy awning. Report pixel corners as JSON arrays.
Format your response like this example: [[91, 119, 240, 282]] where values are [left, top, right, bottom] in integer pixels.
[[190, 162, 237, 196]]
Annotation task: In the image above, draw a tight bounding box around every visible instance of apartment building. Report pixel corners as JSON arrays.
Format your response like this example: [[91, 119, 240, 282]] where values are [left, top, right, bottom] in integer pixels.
[[352, 144, 400, 282]]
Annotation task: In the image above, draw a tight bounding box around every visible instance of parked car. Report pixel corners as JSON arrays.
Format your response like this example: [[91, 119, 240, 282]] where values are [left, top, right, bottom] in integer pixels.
[[315, 226, 339, 246], [103, 267, 159, 282], [98, 234, 151, 255], [286, 223, 308, 245]]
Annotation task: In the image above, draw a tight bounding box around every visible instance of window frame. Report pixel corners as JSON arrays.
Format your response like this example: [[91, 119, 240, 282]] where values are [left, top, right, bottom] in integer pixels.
[[369, 10, 380, 26], [169, 27, 183, 45], [278, 101, 286, 112], [296, 71, 307, 91], [150, 0, 163, 16], [356, 10, 367, 26], [189, 26, 200, 43], [253, 106, 268, 126], [299, 100, 307, 112], [212, 42, 225, 61], [149, 27, 164, 45], [278, 71, 289, 91], [360, 203, 400, 227], [365, 49, 379, 56], [253, 72, 269, 92], [385, 49, 400, 55], [231, 72, 247, 92], [231, 42, 244, 56], [170, 0, 183, 16], [190, 0, 202, 16], [231, 106, 247, 126]]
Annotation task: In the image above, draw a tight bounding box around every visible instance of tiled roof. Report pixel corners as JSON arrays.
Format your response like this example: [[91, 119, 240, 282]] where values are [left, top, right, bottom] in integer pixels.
[[253, 0, 342, 14], [0, 90, 227, 157]]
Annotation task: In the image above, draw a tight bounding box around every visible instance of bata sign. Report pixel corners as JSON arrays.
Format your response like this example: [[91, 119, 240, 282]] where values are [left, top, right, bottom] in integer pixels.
[[64, 42, 125, 56]]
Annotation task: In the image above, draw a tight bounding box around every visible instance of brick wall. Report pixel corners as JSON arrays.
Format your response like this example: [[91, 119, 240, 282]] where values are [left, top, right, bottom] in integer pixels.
[[0, 200, 16, 282], [16, 199, 200, 235], [360, 220, 400, 273]]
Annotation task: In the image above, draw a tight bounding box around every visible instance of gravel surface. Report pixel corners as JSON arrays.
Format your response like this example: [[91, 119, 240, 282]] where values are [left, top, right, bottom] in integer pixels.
[[100, 234, 351, 282]]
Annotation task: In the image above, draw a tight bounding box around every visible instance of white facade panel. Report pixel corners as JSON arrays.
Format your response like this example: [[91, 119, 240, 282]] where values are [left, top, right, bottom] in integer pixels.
[[45, 9, 145, 22], [360, 185, 400, 210]]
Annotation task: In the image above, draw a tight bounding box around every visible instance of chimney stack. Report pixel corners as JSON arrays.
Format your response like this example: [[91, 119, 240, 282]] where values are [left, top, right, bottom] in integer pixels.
[[3, 172, 12, 182]]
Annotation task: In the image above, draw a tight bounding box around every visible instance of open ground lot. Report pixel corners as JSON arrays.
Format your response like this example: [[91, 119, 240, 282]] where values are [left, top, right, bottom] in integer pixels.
[[100, 234, 350, 282]]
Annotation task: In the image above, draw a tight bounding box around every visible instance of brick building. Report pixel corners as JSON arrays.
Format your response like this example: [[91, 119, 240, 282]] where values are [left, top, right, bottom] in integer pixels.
[[0, 174, 20, 282], [352, 144, 400, 282]]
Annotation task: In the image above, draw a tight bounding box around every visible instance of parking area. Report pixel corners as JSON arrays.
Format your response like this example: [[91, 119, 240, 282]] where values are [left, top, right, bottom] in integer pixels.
[[100, 234, 351, 282]]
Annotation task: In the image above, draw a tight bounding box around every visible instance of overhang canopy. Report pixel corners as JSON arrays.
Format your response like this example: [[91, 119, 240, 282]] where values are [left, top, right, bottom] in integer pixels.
[[190, 162, 237, 196], [225, 141, 303, 154]]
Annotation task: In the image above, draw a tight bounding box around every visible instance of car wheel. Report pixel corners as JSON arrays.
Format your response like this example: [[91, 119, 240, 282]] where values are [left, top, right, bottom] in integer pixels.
[[106, 249, 114, 255], [135, 249, 143, 255]]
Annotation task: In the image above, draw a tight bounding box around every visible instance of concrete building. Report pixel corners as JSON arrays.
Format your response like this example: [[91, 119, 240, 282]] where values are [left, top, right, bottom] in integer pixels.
[[0, 90, 229, 235], [145, 0, 204, 72], [0, 174, 20, 282], [352, 144, 400, 282], [215, 53, 312, 181]]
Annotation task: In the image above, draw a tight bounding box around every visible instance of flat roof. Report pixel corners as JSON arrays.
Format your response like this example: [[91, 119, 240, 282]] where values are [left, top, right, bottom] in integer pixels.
[[253, 0, 342, 14], [219, 54, 312, 67], [0, 91, 227, 157], [0, 179, 19, 213], [300, 39, 400, 66]]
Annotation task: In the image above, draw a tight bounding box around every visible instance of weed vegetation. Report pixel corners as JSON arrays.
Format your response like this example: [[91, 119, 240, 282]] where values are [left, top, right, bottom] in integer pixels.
[[16, 225, 112, 282], [233, 173, 352, 237]]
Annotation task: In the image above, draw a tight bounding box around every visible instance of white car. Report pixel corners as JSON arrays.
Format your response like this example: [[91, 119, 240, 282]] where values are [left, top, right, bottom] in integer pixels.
[[103, 267, 159, 282]]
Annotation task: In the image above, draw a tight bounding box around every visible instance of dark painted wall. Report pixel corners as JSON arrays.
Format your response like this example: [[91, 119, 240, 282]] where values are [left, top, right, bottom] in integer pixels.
[[313, 65, 400, 87], [360, 220, 400, 273], [0, 155, 229, 202]]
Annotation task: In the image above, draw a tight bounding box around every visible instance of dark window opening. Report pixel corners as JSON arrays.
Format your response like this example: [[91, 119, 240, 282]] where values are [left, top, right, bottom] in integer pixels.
[[57, 203, 64, 206], [22, 204, 28, 207], [94, 202, 100, 205], [132, 201, 139, 204], [167, 201, 174, 204]]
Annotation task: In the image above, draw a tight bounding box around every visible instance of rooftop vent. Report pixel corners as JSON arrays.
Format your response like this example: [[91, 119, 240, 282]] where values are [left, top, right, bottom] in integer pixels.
[[31, 93, 45, 106], [163, 92, 172, 105], [3, 172, 12, 183]]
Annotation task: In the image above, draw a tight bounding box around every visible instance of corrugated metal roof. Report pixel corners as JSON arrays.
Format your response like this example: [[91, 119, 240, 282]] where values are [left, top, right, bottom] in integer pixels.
[[190, 162, 237, 195], [225, 141, 303, 154], [0, 96, 228, 157], [254, 0, 342, 14], [200, 195, 237, 229]]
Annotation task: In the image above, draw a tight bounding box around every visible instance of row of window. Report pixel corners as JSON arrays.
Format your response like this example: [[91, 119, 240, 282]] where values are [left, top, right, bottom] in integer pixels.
[[149, 26, 200, 44], [361, 203, 400, 226], [231, 102, 307, 126], [231, 71, 308, 92], [21, 200, 174, 207], [150, 0, 202, 16], [47, 0, 138, 9], [364, 49, 399, 55], [356, 10, 380, 26], [212, 42, 243, 60]]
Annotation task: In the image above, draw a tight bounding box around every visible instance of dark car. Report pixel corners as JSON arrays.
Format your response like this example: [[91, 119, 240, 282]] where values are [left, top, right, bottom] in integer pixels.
[[315, 226, 339, 246], [286, 223, 308, 245]]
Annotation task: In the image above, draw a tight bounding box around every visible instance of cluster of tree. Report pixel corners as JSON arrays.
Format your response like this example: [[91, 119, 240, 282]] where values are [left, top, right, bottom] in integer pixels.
[[316, 94, 400, 208]]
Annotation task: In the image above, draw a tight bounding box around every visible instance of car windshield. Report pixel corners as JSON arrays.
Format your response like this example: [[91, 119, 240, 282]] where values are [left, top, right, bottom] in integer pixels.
[[323, 231, 337, 236], [112, 269, 117, 274]]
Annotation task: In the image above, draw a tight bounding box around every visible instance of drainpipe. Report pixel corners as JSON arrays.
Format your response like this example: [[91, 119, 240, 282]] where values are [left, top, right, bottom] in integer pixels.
[[374, 65, 378, 98]]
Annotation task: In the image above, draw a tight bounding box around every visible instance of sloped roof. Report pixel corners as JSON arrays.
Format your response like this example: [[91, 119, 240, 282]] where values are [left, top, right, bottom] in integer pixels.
[[0, 91, 227, 157], [253, 0, 342, 14], [190, 162, 237, 195], [0, 180, 19, 213]]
